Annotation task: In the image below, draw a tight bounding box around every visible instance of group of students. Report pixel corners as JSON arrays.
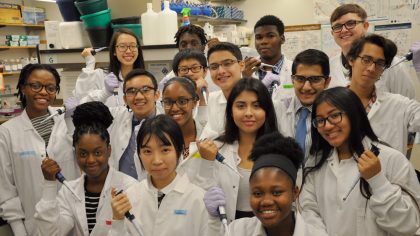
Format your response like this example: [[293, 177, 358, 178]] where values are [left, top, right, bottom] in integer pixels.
[[1, 3, 420, 236]]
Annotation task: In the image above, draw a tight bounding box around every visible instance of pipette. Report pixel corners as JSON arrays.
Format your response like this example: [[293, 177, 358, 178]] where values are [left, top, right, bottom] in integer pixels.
[[215, 153, 243, 178], [389, 51, 413, 69], [40, 107, 65, 124], [91, 47, 108, 56]]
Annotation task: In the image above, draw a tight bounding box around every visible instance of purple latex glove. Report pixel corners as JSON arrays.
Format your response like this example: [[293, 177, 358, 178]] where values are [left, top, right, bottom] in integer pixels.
[[203, 186, 226, 217], [64, 97, 79, 118], [261, 72, 280, 88], [104, 72, 119, 94], [411, 42, 420, 73]]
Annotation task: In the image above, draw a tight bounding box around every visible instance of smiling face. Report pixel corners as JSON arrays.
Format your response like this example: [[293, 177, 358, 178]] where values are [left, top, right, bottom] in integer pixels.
[[162, 82, 196, 127], [114, 33, 139, 67], [21, 69, 57, 117], [348, 42, 385, 88], [331, 13, 369, 54], [293, 64, 330, 107], [123, 75, 160, 120], [315, 101, 351, 151], [76, 134, 110, 180], [139, 134, 178, 189], [255, 25, 283, 63], [250, 168, 297, 229], [208, 50, 244, 94], [232, 90, 266, 136]]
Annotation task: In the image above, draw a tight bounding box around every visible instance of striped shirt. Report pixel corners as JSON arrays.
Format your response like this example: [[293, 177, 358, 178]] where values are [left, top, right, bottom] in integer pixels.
[[85, 181, 101, 234], [30, 113, 54, 148]]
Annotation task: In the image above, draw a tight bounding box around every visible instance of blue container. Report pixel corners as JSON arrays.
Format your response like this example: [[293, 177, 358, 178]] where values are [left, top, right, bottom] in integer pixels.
[[56, 0, 81, 21]]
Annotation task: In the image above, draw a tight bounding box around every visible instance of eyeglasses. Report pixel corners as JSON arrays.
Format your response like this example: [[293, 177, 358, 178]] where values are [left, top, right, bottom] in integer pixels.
[[291, 75, 327, 86], [312, 111, 344, 128], [357, 56, 387, 70], [161, 97, 195, 109], [25, 82, 58, 94], [124, 86, 155, 97], [115, 44, 139, 52], [209, 59, 240, 71], [178, 65, 204, 74], [331, 20, 364, 33]]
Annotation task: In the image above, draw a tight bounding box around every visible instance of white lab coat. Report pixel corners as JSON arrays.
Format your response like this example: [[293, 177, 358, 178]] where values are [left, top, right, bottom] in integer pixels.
[[200, 90, 227, 139], [207, 211, 327, 236], [368, 90, 420, 155], [0, 108, 80, 235], [329, 54, 416, 99], [34, 167, 137, 236], [109, 174, 209, 236], [74, 68, 125, 107], [300, 138, 420, 236]]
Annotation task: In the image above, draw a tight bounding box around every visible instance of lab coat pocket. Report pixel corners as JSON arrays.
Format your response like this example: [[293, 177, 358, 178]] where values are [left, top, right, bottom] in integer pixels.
[[90, 217, 112, 236]]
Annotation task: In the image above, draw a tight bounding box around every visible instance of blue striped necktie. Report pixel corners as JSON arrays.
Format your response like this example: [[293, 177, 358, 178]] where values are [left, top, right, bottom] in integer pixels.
[[296, 108, 309, 152]]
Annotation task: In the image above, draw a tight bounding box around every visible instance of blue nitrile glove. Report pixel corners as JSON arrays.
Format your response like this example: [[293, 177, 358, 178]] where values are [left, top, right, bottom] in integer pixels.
[[203, 186, 226, 217], [64, 97, 79, 118], [411, 42, 420, 73], [104, 72, 119, 94]]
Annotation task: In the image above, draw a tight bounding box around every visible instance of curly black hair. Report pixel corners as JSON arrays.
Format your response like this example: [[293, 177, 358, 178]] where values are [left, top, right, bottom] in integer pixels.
[[254, 15, 285, 35], [174, 25, 207, 48], [72, 101, 114, 147], [249, 132, 303, 170]]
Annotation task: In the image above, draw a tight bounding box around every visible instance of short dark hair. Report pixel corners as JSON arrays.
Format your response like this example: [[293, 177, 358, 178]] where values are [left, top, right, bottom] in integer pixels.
[[292, 49, 330, 76], [221, 78, 278, 144], [123, 69, 158, 92], [207, 42, 243, 61], [346, 34, 397, 77], [330, 4, 367, 23], [254, 15, 285, 35], [109, 29, 145, 80], [17, 63, 61, 108], [162, 77, 199, 101], [172, 49, 207, 74], [174, 25, 207, 48], [305, 87, 378, 199], [137, 114, 184, 169], [72, 101, 113, 147]]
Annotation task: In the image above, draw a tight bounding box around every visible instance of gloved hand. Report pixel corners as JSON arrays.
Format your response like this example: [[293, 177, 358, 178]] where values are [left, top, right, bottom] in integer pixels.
[[64, 97, 79, 118], [261, 71, 280, 88], [203, 186, 226, 217], [411, 41, 420, 73], [104, 72, 119, 94]]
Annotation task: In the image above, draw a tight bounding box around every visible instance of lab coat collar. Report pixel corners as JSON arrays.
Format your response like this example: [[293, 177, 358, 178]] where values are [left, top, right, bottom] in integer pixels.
[[216, 90, 227, 104], [146, 173, 189, 195], [251, 211, 306, 236], [367, 88, 384, 119], [20, 106, 58, 131]]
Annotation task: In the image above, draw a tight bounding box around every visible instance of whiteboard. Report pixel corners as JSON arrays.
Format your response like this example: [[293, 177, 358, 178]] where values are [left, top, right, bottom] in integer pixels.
[[283, 24, 322, 60]]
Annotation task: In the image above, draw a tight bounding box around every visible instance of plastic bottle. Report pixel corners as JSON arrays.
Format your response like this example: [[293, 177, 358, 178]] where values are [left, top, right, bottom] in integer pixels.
[[158, 1, 178, 45], [4, 60, 11, 73], [181, 8, 191, 27], [16, 59, 23, 71], [10, 59, 18, 72], [141, 3, 158, 46]]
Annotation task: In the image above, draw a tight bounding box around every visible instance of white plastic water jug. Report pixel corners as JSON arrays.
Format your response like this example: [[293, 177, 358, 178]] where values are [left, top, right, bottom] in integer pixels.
[[158, 1, 178, 45], [141, 3, 158, 45], [59, 21, 91, 49]]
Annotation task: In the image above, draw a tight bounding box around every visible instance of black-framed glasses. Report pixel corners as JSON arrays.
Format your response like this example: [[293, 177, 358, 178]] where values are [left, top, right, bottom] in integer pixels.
[[124, 86, 155, 97], [161, 97, 195, 109], [357, 56, 387, 70], [115, 44, 139, 52], [291, 75, 327, 86], [25, 82, 58, 94], [312, 111, 344, 128], [331, 20, 364, 33], [178, 65, 204, 74], [209, 59, 240, 71]]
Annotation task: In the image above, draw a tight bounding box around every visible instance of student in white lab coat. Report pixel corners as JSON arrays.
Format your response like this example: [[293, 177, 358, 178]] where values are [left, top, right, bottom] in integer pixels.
[[201, 42, 245, 138], [158, 25, 219, 93], [242, 15, 293, 96], [197, 78, 279, 221], [76, 69, 162, 180], [74, 29, 145, 107], [346, 34, 420, 155], [0, 64, 80, 235], [34, 101, 137, 236], [274, 49, 331, 160], [299, 87, 420, 235], [205, 132, 328, 236], [109, 115, 209, 236], [328, 4, 416, 98]]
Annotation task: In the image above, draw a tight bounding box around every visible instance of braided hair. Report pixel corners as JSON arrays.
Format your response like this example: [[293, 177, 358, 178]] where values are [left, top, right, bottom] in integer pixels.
[[16, 64, 61, 108], [174, 25, 207, 48], [72, 101, 113, 147]]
